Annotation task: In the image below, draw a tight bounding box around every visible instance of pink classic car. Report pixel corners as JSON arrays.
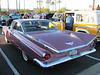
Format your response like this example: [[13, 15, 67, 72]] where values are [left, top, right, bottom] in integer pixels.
[[2, 19, 97, 68]]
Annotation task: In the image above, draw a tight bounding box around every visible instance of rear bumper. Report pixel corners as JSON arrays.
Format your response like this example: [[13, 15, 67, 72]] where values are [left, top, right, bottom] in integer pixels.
[[34, 48, 96, 68]]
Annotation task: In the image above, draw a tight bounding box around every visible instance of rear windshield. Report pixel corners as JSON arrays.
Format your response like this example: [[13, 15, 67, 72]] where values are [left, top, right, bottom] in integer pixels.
[[22, 20, 59, 32]]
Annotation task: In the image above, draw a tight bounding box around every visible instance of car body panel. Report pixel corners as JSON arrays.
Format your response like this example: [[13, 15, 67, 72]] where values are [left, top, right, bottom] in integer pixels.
[[26, 30, 96, 52]]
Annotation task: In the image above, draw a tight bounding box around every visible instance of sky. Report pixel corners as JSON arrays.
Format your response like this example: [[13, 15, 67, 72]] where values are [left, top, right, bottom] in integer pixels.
[[1, 0, 100, 10]]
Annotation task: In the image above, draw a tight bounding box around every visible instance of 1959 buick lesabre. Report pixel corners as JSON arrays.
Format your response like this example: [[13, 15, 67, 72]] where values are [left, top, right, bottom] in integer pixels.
[[2, 19, 97, 68]]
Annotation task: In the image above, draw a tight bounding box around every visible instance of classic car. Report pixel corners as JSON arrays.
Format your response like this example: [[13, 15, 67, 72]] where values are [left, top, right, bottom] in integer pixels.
[[3, 19, 97, 68], [52, 13, 62, 21], [1, 15, 11, 26]]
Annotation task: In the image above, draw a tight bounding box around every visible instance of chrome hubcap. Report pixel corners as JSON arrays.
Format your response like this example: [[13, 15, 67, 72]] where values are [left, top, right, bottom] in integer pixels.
[[22, 51, 28, 61]]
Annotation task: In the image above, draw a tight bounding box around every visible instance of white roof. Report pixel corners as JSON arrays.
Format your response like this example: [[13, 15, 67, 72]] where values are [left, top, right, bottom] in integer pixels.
[[65, 10, 100, 14]]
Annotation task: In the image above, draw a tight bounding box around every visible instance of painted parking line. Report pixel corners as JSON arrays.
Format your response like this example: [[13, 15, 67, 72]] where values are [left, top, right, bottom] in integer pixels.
[[0, 48, 20, 75], [85, 55, 100, 62]]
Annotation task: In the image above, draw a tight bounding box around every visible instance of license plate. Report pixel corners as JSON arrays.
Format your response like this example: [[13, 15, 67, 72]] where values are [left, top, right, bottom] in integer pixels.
[[69, 50, 78, 56]]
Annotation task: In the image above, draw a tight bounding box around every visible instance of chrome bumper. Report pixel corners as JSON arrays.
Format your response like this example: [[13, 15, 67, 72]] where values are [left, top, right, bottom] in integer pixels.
[[34, 48, 96, 68]]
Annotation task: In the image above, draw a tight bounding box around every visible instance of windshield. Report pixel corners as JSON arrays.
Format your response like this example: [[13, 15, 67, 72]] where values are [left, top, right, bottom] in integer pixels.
[[53, 13, 61, 18], [22, 20, 59, 32]]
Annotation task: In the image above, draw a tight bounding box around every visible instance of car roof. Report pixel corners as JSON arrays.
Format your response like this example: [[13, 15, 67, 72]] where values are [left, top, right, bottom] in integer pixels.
[[14, 19, 51, 23]]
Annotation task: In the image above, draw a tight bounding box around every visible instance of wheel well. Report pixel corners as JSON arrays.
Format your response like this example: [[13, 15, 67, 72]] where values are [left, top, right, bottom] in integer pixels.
[[77, 31, 86, 33]]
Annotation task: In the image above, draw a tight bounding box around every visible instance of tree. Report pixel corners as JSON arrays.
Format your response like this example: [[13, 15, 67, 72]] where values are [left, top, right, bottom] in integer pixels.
[[37, 0, 39, 9], [38, 0, 43, 13], [60, 7, 66, 12], [7, 0, 9, 13], [16, 0, 18, 12], [49, 10, 55, 13], [66, 9, 71, 11], [42, 8, 49, 13], [36, 9, 41, 13], [55, 0, 57, 12], [1, 11, 7, 14], [19, 9, 31, 13], [55, 7, 69, 13], [46, 0, 51, 9], [74, 9, 79, 11], [57, 0, 61, 12], [56, 10, 61, 13], [97, 4, 100, 10], [19, 0, 20, 11], [92, 0, 95, 10], [19, 9, 24, 13], [0, 0, 1, 13], [24, 9, 31, 13], [35, 8, 50, 13], [51, 2, 54, 11]]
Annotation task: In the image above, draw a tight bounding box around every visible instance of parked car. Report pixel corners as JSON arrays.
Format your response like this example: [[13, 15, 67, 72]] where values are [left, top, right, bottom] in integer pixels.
[[46, 13, 65, 29], [64, 11, 100, 42], [33, 13, 41, 19], [6, 13, 22, 26], [1, 15, 11, 26], [2, 19, 97, 68], [9, 13, 21, 19], [52, 13, 62, 21]]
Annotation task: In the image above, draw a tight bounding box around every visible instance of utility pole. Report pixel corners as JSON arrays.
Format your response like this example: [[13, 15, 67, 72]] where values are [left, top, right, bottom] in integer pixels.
[[19, 0, 20, 11], [39, 0, 41, 13], [0, 0, 1, 14], [92, 0, 95, 10], [16, 0, 18, 12], [55, 0, 56, 12], [37, 0, 39, 9], [24, 0, 25, 12], [7, 0, 9, 13]]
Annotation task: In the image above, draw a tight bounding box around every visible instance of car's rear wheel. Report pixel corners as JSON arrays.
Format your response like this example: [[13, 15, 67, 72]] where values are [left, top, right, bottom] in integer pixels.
[[22, 51, 29, 61]]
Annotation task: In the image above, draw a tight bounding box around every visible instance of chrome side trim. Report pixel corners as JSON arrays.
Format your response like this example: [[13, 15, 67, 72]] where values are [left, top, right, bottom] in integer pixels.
[[34, 48, 96, 68], [9, 30, 40, 57]]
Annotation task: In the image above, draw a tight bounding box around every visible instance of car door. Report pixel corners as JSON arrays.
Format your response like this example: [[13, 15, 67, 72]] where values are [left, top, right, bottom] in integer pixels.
[[10, 21, 24, 48]]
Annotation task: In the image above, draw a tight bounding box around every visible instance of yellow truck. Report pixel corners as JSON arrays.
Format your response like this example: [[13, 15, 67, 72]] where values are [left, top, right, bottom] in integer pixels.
[[64, 10, 100, 42], [53, 21, 65, 29]]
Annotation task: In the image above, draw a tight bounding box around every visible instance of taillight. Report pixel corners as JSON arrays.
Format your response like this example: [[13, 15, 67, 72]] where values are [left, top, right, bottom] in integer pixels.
[[91, 42, 96, 48], [43, 53, 50, 60]]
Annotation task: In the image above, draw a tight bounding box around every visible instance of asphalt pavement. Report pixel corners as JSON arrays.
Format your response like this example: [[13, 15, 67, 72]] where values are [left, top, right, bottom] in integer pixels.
[[0, 28, 100, 75]]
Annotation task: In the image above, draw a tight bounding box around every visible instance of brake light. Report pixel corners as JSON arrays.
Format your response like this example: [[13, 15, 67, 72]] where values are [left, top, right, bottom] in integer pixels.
[[43, 53, 50, 60]]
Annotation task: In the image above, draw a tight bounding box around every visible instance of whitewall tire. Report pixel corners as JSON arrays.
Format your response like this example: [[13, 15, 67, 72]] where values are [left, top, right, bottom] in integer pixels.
[[5, 36, 9, 43], [22, 51, 29, 61]]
